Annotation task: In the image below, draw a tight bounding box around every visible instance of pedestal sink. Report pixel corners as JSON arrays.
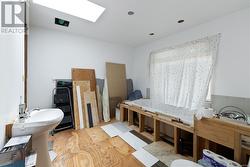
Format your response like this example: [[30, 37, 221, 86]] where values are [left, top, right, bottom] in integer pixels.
[[12, 109, 64, 167]]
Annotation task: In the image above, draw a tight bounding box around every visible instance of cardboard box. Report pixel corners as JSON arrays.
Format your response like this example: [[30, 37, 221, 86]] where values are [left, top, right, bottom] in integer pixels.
[[0, 135, 32, 167]]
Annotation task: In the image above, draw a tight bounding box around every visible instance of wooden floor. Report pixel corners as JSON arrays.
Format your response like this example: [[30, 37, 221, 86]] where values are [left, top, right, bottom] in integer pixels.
[[50, 127, 144, 167]]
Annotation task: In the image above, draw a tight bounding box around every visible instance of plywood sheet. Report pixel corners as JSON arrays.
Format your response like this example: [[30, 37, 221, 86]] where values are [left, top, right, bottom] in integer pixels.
[[83, 91, 100, 127], [72, 81, 91, 130], [106, 63, 127, 100], [51, 128, 144, 167], [109, 136, 135, 156], [72, 68, 97, 93], [85, 127, 109, 143]]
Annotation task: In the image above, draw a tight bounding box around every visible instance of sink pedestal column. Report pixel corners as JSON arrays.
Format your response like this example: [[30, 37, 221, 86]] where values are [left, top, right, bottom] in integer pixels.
[[32, 131, 52, 167]]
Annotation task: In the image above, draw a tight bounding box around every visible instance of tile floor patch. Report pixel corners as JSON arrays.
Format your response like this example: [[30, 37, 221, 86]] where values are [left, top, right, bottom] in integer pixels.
[[143, 141, 173, 154], [48, 141, 54, 151], [101, 122, 131, 138], [119, 132, 148, 151], [143, 141, 189, 166], [132, 148, 159, 167], [49, 151, 57, 161], [112, 122, 131, 133], [130, 130, 153, 144], [101, 124, 123, 137], [152, 161, 168, 167]]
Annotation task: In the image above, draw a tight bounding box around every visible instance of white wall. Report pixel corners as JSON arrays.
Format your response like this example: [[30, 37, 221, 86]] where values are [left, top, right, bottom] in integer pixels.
[[132, 8, 250, 98], [0, 34, 24, 148], [28, 27, 134, 109], [28, 8, 250, 112]]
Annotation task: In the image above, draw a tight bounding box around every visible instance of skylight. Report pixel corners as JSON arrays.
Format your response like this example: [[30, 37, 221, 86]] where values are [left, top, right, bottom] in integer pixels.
[[32, 0, 105, 22]]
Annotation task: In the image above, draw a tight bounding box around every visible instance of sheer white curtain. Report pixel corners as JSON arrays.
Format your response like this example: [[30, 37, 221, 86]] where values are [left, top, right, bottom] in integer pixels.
[[150, 34, 220, 113]]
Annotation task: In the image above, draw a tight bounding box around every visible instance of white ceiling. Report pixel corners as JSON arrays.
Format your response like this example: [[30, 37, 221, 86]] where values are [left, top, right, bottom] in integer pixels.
[[29, 0, 250, 47]]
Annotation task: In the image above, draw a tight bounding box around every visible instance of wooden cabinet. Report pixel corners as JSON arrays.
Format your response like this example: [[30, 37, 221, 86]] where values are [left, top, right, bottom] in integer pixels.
[[194, 118, 250, 164]]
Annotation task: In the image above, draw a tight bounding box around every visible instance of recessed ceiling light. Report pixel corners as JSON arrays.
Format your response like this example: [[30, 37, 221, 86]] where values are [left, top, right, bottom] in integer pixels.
[[178, 19, 185, 23], [32, 0, 105, 22], [55, 18, 70, 27], [149, 32, 155, 36], [128, 11, 135, 15]]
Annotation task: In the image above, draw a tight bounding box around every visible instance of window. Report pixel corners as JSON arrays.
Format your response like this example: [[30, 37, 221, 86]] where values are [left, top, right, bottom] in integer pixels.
[[206, 81, 212, 102], [33, 0, 105, 22], [150, 35, 220, 111]]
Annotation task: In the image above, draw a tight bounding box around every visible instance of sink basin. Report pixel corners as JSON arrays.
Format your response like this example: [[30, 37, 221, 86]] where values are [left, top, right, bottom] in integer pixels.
[[12, 108, 64, 167], [12, 109, 64, 136]]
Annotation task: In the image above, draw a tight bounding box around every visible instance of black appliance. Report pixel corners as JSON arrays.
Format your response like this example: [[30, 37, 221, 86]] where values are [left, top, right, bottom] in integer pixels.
[[53, 80, 74, 132]]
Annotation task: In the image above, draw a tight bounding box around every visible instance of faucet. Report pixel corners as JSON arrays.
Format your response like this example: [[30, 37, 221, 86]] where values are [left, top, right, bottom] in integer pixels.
[[19, 99, 41, 119], [19, 103, 28, 119]]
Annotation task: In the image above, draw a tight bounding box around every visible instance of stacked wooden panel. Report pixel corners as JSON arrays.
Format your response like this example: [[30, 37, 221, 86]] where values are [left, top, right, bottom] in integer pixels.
[[83, 91, 99, 127], [72, 81, 90, 129], [72, 69, 100, 129], [72, 68, 97, 92]]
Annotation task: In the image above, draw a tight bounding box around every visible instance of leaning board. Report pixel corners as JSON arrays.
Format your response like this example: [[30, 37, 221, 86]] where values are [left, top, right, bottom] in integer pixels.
[[72, 81, 91, 130], [96, 85, 103, 121], [72, 68, 97, 93], [83, 91, 100, 127], [106, 63, 127, 100]]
